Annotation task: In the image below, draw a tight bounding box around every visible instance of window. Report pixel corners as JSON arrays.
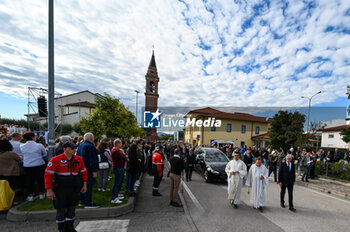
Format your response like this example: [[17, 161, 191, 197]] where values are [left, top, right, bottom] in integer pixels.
[[328, 134, 334, 139], [211, 125, 216, 131], [227, 123, 232, 132], [255, 126, 260, 135], [241, 125, 246, 134]]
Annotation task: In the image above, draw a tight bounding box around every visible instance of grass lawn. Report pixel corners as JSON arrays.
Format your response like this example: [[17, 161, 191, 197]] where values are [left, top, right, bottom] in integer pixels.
[[18, 172, 130, 211]]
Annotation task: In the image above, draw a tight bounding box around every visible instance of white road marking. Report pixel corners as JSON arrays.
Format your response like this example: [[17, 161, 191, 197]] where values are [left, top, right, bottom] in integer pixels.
[[295, 185, 350, 205], [75, 219, 130, 232], [182, 181, 205, 213]]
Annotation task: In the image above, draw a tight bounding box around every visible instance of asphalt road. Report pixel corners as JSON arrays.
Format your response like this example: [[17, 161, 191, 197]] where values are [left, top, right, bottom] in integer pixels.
[[182, 170, 350, 232]]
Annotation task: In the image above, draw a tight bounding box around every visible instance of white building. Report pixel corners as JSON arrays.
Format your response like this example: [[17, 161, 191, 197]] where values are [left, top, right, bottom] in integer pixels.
[[321, 124, 350, 149], [26, 90, 103, 126]]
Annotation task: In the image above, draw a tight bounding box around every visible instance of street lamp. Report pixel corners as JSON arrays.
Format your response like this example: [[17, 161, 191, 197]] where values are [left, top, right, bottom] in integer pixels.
[[134, 90, 139, 124], [301, 91, 322, 133]]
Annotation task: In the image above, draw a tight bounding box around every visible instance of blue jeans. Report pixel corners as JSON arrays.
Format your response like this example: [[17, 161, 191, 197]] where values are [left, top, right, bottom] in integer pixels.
[[112, 168, 124, 200], [295, 162, 301, 176], [125, 169, 137, 193]]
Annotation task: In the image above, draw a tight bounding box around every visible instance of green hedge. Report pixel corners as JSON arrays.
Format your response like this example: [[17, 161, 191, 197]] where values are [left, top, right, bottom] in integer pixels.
[[315, 161, 350, 181]]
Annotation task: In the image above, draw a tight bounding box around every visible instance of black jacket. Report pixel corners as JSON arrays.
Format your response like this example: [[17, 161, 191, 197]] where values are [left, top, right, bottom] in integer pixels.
[[186, 153, 196, 166], [169, 155, 185, 175], [278, 162, 295, 184], [243, 154, 253, 168]]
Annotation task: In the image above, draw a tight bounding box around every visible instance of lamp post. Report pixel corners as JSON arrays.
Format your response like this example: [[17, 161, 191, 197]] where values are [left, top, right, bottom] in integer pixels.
[[48, 0, 55, 158], [301, 91, 322, 133], [134, 90, 139, 125]]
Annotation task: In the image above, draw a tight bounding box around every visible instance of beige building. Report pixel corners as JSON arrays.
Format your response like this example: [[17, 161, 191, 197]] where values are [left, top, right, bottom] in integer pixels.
[[184, 107, 272, 147]]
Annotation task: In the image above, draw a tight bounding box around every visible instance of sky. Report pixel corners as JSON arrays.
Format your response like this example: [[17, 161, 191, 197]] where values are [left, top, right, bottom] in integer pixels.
[[0, 0, 349, 120]]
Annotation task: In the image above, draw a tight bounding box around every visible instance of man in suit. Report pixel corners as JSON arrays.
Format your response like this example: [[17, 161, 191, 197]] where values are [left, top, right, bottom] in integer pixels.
[[243, 148, 253, 172], [301, 151, 313, 182], [278, 154, 296, 212]]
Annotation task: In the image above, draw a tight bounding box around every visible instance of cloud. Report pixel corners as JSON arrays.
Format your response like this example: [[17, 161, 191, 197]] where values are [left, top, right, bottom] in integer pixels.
[[0, 0, 349, 115]]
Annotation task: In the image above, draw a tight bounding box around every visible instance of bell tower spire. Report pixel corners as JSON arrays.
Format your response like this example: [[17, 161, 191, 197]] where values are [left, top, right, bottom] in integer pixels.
[[144, 49, 160, 141]]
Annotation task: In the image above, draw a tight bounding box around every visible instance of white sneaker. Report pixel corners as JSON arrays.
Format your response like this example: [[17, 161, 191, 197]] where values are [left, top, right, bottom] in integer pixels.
[[135, 180, 140, 186], [102, 188, 111, 192], [118, 195, 124, 200], [98, 188, 102, 192], [111, 198, 122, 204], [26, 196, 34, 202], [118, 193, 124, 197], [39, 194, 45, 199]]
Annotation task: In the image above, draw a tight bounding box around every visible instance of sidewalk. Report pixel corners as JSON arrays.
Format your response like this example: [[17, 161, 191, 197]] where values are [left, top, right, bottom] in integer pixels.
[[295, 175, 350, 200], [118, 168, 195, 232]]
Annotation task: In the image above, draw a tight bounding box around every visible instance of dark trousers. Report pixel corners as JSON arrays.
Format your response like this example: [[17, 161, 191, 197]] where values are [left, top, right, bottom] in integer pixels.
[[23, 165, 46, 194], [54, 190, 79, 231], [152, 166, 163, 193], [80, 172, 95, 205], [126, 170, 137, 193], [56, 207, 75, 230], [280, 183, 294, 209], [310, 165, 315, 179], [118, 169, 126, 193], [112, 168, 124, 200], [185, 165, 193, 180], [302, 165, 310, 181], [268, 166, 277, 182]]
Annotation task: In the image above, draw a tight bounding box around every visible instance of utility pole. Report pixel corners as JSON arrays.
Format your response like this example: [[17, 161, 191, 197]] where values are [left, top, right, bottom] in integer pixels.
[[48, 0, 55, 157]]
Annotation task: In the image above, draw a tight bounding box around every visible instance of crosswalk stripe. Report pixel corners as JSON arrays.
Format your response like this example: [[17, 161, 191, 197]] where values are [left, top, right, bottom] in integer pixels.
[[75, 219, 130, 232]]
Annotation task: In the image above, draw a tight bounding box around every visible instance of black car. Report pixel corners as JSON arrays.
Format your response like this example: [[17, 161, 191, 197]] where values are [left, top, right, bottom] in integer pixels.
[[194, 147, 230, 182]]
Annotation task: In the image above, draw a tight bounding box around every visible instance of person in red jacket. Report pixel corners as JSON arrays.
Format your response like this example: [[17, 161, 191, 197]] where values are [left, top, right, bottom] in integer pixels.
[[45, 142, 87, 232], [152, 145, 165, 196]]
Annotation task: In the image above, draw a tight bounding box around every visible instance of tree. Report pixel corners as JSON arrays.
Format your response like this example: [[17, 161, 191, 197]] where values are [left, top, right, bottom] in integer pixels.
[[159, 134, 174, 141], [73, 123, 82, 135], [60, 124, 73, 135], [79, 94, 145, 139], [270, 110, 305, 151], [340, 127, 350, 144]]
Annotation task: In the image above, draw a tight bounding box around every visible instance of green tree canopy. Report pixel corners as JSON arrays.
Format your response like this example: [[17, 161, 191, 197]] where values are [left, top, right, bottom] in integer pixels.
[[78, 95, 145, 139], [270, 110, 305, 151], [340, 127, 350, 143]]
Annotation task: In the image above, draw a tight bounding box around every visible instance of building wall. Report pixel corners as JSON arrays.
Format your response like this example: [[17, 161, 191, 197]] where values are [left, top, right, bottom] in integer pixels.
[[184, 115, 270, 147], [35, 91, 97, 126], [321, 131, 349, 149]]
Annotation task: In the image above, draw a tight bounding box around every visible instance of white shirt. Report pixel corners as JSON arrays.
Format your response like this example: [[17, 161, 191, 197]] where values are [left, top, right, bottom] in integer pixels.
[[10, 140, 24, 159], [20, 141, 47, 167]]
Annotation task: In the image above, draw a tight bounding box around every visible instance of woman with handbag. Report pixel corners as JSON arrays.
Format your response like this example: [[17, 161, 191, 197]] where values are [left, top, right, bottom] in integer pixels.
[[96, 140, 112, 192]]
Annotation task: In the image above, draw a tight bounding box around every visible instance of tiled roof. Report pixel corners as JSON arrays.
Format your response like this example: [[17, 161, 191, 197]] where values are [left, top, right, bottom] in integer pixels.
[[322, 124, 349, 132], [187, 107, 272, 123]]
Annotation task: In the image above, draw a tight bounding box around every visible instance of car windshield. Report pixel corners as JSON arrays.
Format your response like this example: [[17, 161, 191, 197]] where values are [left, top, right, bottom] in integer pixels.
[[205, 149, 229, 162]]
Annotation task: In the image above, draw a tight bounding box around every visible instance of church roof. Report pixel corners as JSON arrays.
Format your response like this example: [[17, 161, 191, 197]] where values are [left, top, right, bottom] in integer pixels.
[[149, 50, 157, 68]]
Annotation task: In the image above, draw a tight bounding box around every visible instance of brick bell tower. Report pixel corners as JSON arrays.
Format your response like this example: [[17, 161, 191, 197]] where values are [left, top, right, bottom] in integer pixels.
[[145, 50, 159, 141]]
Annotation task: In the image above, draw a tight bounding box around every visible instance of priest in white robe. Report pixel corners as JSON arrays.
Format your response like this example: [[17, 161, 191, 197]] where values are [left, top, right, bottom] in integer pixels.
[[225, 151, 247, 208], [246, 157, 269, 212]]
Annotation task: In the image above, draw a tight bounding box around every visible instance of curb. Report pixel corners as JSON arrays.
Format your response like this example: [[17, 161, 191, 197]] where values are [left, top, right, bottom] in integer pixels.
[[296, 181, 350, 200], [179, 187, 199, 232], [7, 173, 143, 222]]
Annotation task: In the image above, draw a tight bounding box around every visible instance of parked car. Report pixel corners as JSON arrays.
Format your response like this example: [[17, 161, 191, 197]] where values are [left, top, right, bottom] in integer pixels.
[[194, 147, 230, 182]]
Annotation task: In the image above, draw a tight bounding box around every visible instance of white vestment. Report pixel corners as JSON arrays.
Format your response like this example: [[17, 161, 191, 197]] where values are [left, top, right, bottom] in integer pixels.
[[225, 159, 247, 204], [245, 164, 269, 208]]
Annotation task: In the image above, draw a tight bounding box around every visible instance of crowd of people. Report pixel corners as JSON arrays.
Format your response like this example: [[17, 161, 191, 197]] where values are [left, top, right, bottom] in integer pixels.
[[1, 131, 350, 230]]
